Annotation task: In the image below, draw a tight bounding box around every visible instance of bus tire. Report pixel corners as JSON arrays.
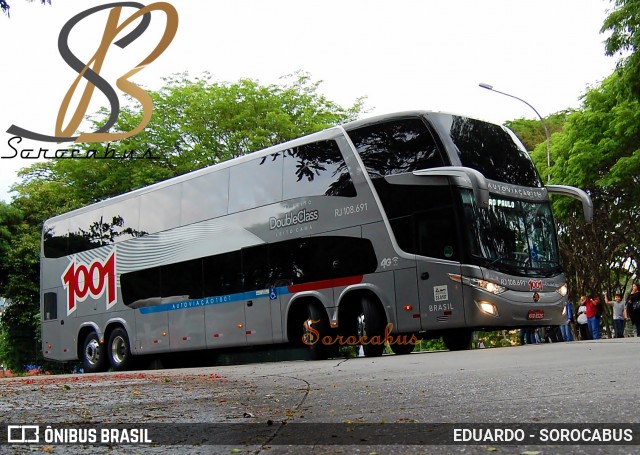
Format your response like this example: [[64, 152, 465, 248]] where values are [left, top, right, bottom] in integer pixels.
[[304, 303, 330, 361], [357, 296, 386, 357], [82, 332, 107, 373], [107, 327, 133, 371], [442, 329, 473, 351], [390, 339, 416, 355]]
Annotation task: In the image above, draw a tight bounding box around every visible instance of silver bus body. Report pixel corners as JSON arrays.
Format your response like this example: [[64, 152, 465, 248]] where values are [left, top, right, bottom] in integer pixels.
[[40, 111, 591, 370]]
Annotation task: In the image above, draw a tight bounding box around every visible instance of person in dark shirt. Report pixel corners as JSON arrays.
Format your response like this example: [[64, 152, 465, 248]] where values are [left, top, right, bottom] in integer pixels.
[[626, 283, 640, 337]]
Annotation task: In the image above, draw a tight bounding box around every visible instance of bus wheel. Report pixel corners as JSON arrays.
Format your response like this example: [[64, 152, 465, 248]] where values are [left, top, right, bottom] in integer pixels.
[[357, 296, 385, 357], [390, 338, 416, 355], [82, 332, 107, 373], [107, 328, 133, 371], [442, 329, 473, 351], [303, 303, 330, 360]]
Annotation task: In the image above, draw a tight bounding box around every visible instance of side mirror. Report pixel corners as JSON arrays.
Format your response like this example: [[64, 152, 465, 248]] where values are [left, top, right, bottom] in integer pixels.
[[413, 166, 490, 208], [546, 185, 593, 224]]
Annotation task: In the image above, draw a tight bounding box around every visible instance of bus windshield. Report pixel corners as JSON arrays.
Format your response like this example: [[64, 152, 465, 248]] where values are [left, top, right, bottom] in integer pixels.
[[460, 189, 561, 276], [428, 113, 542, 188]]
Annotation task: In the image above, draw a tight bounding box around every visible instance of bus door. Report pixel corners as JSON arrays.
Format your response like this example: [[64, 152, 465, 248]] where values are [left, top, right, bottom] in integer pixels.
[[204, 252, 248, 348], [244, 288, 276, 344], [241, 246, 274, 345], [41, 288, 76, 361], [413, 209, 467, 330], [41, 289, 61, 360]]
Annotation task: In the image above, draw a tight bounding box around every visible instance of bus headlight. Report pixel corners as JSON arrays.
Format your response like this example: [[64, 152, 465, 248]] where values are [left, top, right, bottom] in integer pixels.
[[477, 301, 499, 317], [556, 283, 568, 297], [449, 275, 506, 295]]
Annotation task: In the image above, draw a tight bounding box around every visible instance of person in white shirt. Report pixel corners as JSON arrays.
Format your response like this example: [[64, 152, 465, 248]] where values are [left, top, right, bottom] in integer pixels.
[[576, 301, 590, 340]]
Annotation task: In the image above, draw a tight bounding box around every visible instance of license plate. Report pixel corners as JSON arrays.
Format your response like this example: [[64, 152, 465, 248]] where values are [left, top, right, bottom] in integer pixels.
[[527, 309, 544, 320]]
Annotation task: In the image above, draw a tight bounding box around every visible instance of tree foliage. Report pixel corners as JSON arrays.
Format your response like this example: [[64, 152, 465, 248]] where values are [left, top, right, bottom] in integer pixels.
[[509, 81, 640, 302], [499, 1, 640, 307], [542, 73, 640, 299], [602, 0, 640, 100], [505, 111, 570, 153], [17, 72, 364, 204], [0, 73, 365, 370]]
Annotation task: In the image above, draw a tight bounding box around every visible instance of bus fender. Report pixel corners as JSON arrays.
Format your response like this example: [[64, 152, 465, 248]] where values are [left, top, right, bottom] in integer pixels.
[[334, 283, 396, 329], [104, 318, 135, 353]]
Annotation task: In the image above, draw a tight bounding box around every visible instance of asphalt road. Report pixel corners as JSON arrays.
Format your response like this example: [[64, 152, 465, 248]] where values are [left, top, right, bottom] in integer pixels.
[[2, 337, 639, 454]]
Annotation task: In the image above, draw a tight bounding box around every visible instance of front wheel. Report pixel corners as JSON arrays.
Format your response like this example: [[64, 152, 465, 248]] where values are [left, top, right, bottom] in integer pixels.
[[389, 337, 416, 355], [107, 328, 133, 371], [82, 332, 107, 373], [442, 329, 473, 351]]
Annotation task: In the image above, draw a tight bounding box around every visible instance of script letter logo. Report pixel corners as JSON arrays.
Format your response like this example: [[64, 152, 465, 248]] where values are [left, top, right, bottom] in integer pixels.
[[6, 2, 179, 143]]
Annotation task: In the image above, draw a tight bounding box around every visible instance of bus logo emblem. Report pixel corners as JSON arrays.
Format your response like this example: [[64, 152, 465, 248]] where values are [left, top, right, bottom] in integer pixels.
[[528, 280, 543, 291], [62, 252, 117, 315]]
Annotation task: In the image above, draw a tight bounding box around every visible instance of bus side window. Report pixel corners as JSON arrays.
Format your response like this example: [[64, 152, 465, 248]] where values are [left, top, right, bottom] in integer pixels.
[[121, 267, 160, 306], [283, 140, 356, 199], [161, 259, 203, 300], [203, 251, 242, 296], [415, 208, 459, 261], [267, 239, 301, 287], [229, 154, 283, 213], [43, 220, 69, 258], [347, 118, 445, 177], [43, 292, 57, 320], [242, 245, 269, 291]]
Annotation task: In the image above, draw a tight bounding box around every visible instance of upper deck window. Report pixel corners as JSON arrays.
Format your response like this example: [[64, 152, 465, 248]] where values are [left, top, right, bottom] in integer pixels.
[[283, 139, 356, 199], [429, 114, 542, 188], [347, 118, 446, 178]]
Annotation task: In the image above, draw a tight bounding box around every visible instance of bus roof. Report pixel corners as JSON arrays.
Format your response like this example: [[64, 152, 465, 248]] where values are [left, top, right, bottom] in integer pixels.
[[44, 124, 345, 224], [44, 110, 501, 224]]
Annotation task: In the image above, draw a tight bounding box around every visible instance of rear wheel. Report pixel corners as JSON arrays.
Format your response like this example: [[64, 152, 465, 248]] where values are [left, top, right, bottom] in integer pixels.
[[357, 296, 386, 357], [107, 328, 133, 371], [302, 303, 331, 360], [442, 329, 473, 351], [82, 332, 107, 373]]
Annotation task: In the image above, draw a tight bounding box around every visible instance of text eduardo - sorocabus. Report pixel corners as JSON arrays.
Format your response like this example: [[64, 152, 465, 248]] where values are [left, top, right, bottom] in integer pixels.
[[269, 208, 319, 230]]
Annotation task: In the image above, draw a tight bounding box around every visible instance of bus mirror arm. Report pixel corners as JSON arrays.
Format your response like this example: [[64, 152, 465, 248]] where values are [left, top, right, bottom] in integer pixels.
[[546, 185, 593, 224], [413, 167, 490, 208]]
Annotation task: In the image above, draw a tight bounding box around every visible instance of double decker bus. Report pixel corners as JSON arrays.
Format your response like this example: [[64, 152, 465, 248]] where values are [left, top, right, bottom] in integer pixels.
[[40, 111, 592, 372]]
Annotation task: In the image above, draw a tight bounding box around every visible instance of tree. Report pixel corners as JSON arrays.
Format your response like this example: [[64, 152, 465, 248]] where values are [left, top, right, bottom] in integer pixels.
[[602, 0, 640, 100], [520, 73, 640, 304], [504, 111, 570, 152], [0, 72, 365, 371], [18, 72, 365, 203], [0, 202, 23, 291]]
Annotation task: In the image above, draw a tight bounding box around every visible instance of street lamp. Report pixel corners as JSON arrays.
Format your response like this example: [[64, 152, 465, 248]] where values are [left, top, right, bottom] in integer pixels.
[[479, 83, 551, 181]]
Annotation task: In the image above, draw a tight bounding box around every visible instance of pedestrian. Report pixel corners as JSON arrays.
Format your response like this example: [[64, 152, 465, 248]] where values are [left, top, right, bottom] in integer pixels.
[[533, 328, 541, 344], [520, 327, 533, 345], [626, 283, 640, 337], [576, 298, 590, 340], [560, 300, 574, 341], [603, 292, 626, 338], [584, 295, 602, 340]]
